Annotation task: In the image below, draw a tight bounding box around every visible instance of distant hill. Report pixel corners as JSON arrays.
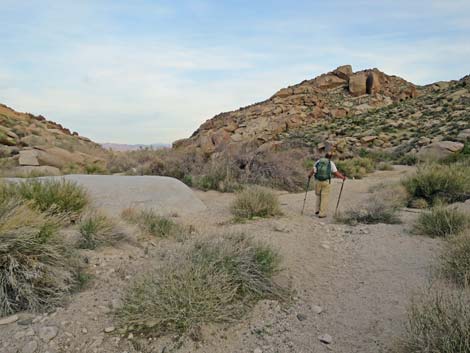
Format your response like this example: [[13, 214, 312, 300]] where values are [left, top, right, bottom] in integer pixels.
[[0, 104, 107, 176], [101, 143, 170, 152]]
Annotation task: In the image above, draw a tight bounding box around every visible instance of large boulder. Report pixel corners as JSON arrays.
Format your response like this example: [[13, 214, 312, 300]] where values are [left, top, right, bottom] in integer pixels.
[[366, 72, 381, 94], [33, 175, 207, 216], [333, 65, 353, 81], [417, 141, 464, 161], [36, 147, 85, 168], [11, 166, 62, 177], [19, 150, 40, 166], [349, 73, 367, 96]]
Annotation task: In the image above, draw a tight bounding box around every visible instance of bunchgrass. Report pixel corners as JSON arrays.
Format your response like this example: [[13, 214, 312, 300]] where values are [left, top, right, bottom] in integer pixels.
[[403, 163, 470, 205], [121, 208, 184, 238], [117, 234, 287, 336], [230, 186, 282, 221], [402, 286, 470, 353], [7, 179, 89, 220], [336, 157, 376, 179], [78, 210, 121, 249], [0, 197, 81, 316], [440, 233, 470, 286], [414, 206, 469, 238]]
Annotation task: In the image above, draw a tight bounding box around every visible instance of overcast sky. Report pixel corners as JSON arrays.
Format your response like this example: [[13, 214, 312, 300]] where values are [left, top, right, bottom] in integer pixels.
[[1, 0, 469, 144]]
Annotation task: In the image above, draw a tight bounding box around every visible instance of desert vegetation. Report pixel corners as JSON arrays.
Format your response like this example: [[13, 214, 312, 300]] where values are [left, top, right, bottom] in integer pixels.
[[117, 234, 287, 337], [0, 194, 83, 316], [78, 210, 122, 249], [414, 205, 470, 237], [230, 186, 282, 221], [122, 207, 187, 238]]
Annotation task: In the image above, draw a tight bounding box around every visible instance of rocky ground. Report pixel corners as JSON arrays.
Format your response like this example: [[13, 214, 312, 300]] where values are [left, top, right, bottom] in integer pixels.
[[0, 167, 447, 353]]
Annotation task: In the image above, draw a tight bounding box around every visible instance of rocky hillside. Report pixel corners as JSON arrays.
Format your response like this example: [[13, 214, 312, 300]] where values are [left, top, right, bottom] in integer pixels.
[[281, 75, 470, 158], [174, 65, 418, 156], [174, 65, 469, 159], [0, 104, 107, 176]]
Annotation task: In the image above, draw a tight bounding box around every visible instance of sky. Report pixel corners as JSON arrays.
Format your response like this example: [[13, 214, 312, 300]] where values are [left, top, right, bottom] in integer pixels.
[[0, 0, 469, 144]]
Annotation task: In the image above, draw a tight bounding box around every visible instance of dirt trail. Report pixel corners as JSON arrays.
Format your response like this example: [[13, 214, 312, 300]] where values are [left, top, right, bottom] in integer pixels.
[[0, 167, 443, 353]]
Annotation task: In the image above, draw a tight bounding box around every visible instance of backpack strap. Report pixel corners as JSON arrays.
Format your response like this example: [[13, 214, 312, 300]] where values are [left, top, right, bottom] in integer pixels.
[[327, 159, 332, 184]]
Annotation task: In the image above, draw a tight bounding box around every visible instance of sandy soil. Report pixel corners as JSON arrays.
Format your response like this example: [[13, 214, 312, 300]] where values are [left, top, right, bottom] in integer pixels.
[[0, 167, 444, 353]]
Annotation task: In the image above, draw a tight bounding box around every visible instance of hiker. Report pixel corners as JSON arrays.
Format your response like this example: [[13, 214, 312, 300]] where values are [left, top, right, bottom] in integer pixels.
[[308, 152, 346, 218]]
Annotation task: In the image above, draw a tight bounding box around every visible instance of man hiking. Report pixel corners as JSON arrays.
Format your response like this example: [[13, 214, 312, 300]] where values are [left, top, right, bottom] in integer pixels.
[[308, 152, 346, 218]]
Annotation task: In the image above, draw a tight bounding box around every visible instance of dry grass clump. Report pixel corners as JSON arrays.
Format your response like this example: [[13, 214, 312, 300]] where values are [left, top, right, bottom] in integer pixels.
[[116, 234, 287, 336], [230, 186, 282, 221], [122, 208, 185, 238], [6, 179, 89, 220], [0, 197, 80, 316], [78, 210, 122, 249], [403, 163, 470, 205], [440, 233, 470, 286], [337, 196, 401, 225], [414, 206, 469, 238], [402, 285, 470, 353]]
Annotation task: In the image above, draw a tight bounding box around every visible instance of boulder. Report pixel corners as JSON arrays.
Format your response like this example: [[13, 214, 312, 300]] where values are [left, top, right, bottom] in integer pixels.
[[366, 72, 381, 94], [457, 129, 470, 141], [20, 175, 207, 216], [11, 166, 62, 177], [314, 74, 347, 90], [417, 141, 464, 161], [19, 150, 40, 166], [333, 65, 353, 80], [349, 73, 367, 96], [36, 147, 85, 168], [361, 136, 377, 144]]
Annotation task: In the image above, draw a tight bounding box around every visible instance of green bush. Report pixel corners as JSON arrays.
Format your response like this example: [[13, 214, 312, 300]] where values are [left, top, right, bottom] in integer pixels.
[[336, 157, 376, 179], [122, 208, 185, 238], [402, 286, 470, 353], [414, 206, 469, 237], [230, 187, 282, 220], [0, 197, 81, 316], [9, 179, 89, 219], [78, 210, 121, 249], [396, 154, 418, 166], [440, 233, 470, 286], [403, 163, 470, 205], [117, 234, 286, 336]]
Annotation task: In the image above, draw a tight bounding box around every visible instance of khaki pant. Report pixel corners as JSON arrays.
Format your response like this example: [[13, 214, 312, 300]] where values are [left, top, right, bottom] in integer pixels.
[[314, 180, 331, 217]]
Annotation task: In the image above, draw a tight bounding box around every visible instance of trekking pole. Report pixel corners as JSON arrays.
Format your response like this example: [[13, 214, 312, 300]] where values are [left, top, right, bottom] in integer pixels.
[[301, 177, 311, 215], [335, 179, 346, 217]]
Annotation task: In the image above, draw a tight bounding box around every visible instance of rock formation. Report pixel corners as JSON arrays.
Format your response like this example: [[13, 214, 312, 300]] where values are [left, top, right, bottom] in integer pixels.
[[174, 65, 418, 157]]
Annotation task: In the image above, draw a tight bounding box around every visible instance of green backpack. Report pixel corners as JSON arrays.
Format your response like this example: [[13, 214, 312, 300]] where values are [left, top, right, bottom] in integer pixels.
[[315, 158, 332, 181]]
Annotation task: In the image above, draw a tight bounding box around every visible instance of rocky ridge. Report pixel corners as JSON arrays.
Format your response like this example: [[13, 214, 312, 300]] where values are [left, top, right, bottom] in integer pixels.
[[173, 65, 419, 157], [0, 104, 106, 175]]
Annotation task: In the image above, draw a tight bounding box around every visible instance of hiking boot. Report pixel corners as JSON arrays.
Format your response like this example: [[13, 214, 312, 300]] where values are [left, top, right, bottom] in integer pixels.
[[318, 214, 327, 218]]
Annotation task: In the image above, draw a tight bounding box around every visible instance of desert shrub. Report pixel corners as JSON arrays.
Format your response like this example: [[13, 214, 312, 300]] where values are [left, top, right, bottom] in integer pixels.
[[402, 286, 470, 353], [336, 157, 376, 179], [403, 163, 470, 205], [441, 141, 470, 165], [369, 182, 409, 209], [78, 210, 121, 249], [193, 157, 241, 192], [10, 179, 89, 219], [414, 206, 469, 237], [337, 197, 401, 225], [359, 149, 393, 162], [117, 234, 286, 336], [440, 233, 470, 286], [0, 198, 81, 316], [231, 187, 282, 220], [122, 208, 184, 238], [396, 153, 418, 166], [243, 149, 308, 192], [377, 162, 393, 171], [85, 163, 108, 175]]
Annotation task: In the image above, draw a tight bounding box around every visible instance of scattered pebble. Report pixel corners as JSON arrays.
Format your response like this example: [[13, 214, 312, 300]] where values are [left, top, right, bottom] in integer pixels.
[[254, 348, 263, 353], [82, 328, 88, 334], [104, 326, 115, 333], [318, 334, 333, 344], [312, 305, 323, 314], [296, 313, 307, 321], [0, 314, 19, 325], [39, 326, 59, 342], [21, 340, 38, 353]]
